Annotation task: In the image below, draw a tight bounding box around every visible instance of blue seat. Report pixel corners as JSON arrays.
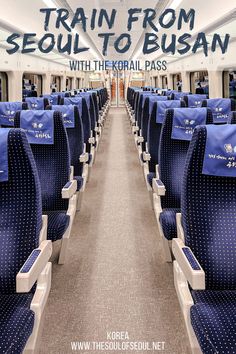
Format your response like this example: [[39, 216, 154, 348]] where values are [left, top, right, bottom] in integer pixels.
[[0, 101, 28, 127], [25, 97, 49, 110], [48, 104, 88, 210], [202, 98, 236, 124], [170, 92, 190, 100], [153, 108, 213, 261], [43, 94, 60, 105], [144, 100, 186, 191], [172, 124, 236, 354], [183, 94, 208, 108], [14, 111, 77, 264], [0, 128, 52, 353]]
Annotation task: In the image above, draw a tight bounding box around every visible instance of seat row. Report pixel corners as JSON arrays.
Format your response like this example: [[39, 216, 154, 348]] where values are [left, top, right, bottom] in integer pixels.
[[126, 87, 236, 354], [0, 88, 110, 353]]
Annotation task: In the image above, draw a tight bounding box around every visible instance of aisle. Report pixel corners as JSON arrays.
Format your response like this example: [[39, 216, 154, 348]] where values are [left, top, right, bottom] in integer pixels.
[[40, 108, 190, 354]]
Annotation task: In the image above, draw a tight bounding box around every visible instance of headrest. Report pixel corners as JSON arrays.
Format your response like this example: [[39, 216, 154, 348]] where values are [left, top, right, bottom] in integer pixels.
[[172, 108, 207, 141], [0, 102, 22, 126], [64, 97, 82, 117], [43, 95, 59, 105], [186, 94, 207, 108], [202, 125, 236, 177], [204, 98, 231, 123], [172, 92, 190, 100], [77, 93, 91, 108], [51, 105, 75, 128], [156, 100, 181, 123], [149, 96, 168, 115], [0, 128, 10, 182], [20, 110, 54, 144], [25, 97, 45, 110]]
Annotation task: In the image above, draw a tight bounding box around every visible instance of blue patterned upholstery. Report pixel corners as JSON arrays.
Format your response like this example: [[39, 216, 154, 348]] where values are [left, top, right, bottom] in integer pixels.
[[159, 109, 213, 240], [147, 172, 156, 187], [181, 125, 236, 353], [47, 105, 84, 185], [15, 112, 71, 242], [0, 129, 43, 353], [190, 291, 236, 354], [159, 208, 181, 241], [45, 212, 70, 242], [74, 176, 84, 191], [0, 294, 35, 354]]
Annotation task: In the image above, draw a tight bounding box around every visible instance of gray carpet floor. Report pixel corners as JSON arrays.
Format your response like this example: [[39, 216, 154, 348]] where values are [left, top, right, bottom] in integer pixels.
[[39, 108, 191, 354]]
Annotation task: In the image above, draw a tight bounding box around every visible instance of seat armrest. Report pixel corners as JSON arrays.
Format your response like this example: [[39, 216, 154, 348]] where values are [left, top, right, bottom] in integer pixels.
[[39, 215, 48, 244], [152, 178, 166, 196], [132, 126, 139, 134], [62, 180, 77, 199], [143, 151, 151, 162], [88, 137, 95, 144], [16, 240, 52, 293], [172, 238, 205, 290], [80, 152, 89, 163], [137, 136, 144, 144]]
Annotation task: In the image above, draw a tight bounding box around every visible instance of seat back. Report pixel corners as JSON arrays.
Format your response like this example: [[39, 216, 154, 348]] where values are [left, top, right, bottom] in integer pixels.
[[202, 98, 236, 124], [148, 100, 185, 173], [78, 93, 96, 131], [25, 97, 49, 110], [43, 94, 60, 105], [182, 125, 236, 290], [170, 92, 190, 100], [0, 129, 42, 294], [140, 95, 168, 151], [183, 94, 208, 108], [0, 101, 28, 127], [159, 108, 213, 209], [48, 104, 84, 177], [15, 111, 70, 212]]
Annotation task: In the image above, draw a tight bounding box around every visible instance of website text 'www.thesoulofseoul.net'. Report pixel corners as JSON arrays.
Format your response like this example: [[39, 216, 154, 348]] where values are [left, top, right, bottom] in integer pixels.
[[71, 331, 165, 351]]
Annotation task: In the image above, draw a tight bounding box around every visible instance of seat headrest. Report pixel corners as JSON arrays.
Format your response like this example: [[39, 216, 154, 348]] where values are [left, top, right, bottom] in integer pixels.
[[43, 94, 59, 105], [185, 94, 208, 108], [202, 124, 236, 177], [172, 92, 190, 100], [0, 128, 10, 182], [25, 97, 45, 110], [20, 110, 55, 144], [156, 100, 182, 123], [203, 98, 231, 123], [171, 108, 208, 141], [51, 105, 75, 128], [0, 102, 23, 126], [63, 97, 83, 116], [149, 96, 169, 115]]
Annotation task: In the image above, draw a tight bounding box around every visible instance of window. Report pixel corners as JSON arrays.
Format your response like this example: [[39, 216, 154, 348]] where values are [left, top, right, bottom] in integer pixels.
[[66, 77, 73, 90], [190, 71, 209, 95], [51, 75, 61, 92], [161, 75, 168, 89], [23, 73, 43, 97], [172, 73, 182, 92], [76, 78, 80, 89], [223, 70, 236, 99], [154, 76, 159, 88], [0, 72, 8, 101]]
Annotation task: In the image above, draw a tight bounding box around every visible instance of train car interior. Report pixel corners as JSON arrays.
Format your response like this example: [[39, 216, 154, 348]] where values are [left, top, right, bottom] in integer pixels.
[[0, 0, 235, 353]]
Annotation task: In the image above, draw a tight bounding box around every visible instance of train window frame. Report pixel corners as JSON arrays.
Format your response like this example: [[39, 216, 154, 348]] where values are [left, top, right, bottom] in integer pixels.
[[172, 73, 182, 92], [190, 71, 209, 95], [23, 73, 43, 97], [0, 72, 8, 102], [51, 75, 61, 92], [223, 70, 236, 99]]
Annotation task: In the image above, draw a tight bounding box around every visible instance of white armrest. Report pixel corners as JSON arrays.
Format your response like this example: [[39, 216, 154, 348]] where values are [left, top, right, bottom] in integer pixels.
[[16, 240, 52, 293], [62, 180, 77, 199], [132, 126, 139, 134], [88, 137, 95, 144], [152, 178, 166, 196], [143, 152, 151, 161], [172, 238, 205, 290], [80, 152, 89, 163], [155, 164, 160, 179], [137, 136, 144, 144]]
